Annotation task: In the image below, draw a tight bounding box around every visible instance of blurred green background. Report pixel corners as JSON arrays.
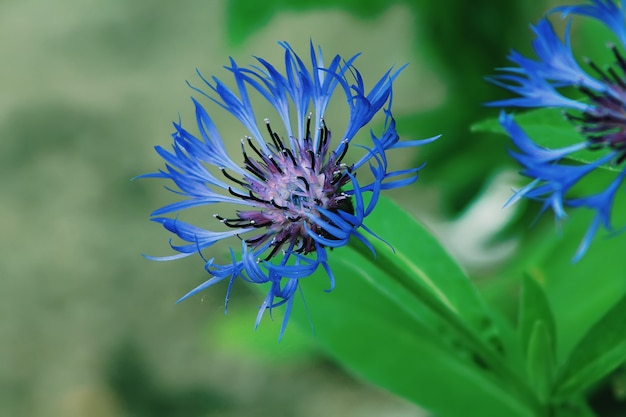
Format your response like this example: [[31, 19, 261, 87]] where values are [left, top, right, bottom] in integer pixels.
[[1, 0, 558, 416]]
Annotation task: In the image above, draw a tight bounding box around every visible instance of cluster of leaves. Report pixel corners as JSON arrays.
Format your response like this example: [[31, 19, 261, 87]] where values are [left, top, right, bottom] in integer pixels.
[[291, 196, 626, 417]]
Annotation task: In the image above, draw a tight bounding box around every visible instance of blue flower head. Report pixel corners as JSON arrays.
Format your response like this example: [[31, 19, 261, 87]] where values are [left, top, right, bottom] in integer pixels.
[[488, 0, 626, 260], [142, 42, 437, 337]]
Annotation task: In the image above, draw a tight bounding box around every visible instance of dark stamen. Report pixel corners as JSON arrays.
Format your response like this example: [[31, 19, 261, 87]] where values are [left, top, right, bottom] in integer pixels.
[[270, 198, 289, 210], [584, 57, 610, 83], [228, 187, 268, 204], [305, 113, 312, 143], [264, 236, 290, 261], [578, 85, 624, 109], [245, 137, 265, 160], [297, 176, 310, 192], [244, 164, 267, 181], [241, 143, 267, 181], [579, 85, 599, 100], [214, 214, 255, 229], [331, 172, 346, 186], [245, 234, 271, 246], [335, 140, 349, 165], [221, 215, 272, 229], [611, 44, 626, 74], [265, 119, 286, 151], [331, 166, 353, 186], [307, 149, 316, 169], [250, 220, 273, 228], [607, 67, 626, 89], [564, 112, 585, 123], [317, 120, 329, 155], [221, 168, 248, 186], [283, 148, 297, 166], [268, 155, 284, 175]]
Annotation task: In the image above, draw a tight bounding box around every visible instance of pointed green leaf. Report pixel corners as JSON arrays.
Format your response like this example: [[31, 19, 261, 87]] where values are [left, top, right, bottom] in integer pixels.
[[519, 275, 557, 358], [554, 294, 626, 399], [518, 276, 556, 403], [526, 321, 554, 403]]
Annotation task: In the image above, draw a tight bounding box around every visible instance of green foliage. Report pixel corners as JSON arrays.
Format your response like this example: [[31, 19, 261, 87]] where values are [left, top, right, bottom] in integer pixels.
[[290, 193, 626, 417], [291, 196, 538, 417], [471, 106, 626, 416], [518, 276, 556, 404], [519, 275, 557, 358], [526, 321, 555, 404], [555, 295, 626, 400]]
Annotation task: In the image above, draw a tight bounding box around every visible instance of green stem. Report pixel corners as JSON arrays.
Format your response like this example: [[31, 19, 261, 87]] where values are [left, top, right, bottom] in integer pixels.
[[350, 239, 545, 416]]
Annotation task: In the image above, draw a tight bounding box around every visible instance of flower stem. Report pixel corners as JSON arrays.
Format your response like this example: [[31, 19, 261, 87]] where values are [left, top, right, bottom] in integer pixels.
[[349, 238, 545, 416]]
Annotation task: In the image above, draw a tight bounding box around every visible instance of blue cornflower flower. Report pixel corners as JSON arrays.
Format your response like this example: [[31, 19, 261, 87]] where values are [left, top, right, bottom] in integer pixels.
[[142, 42, 437, 336], [488, 0, 626, 260]]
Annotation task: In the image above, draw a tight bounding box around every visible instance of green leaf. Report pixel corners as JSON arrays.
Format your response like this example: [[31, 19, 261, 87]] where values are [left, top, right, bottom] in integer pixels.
[[525, 321, 554, 404], [289, 196, 539, 417], [554, 294, 626, 399], [359, 196, 498, 342], [552, 398, 599, 417], [471, 108, 617, 172], [519, 275, 557, 358], [519, 276, 556, 403], [479, 158, 626, 361]]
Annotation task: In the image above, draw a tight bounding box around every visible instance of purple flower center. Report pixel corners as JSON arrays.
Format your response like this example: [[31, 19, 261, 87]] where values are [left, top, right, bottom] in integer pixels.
[[215, 116, 354, 260], [568, 45, 626, 162]]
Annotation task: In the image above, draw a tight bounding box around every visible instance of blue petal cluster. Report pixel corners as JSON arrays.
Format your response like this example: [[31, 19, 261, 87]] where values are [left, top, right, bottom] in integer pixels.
[[488, 0, 626, 260], [143, 42, 437, 336]]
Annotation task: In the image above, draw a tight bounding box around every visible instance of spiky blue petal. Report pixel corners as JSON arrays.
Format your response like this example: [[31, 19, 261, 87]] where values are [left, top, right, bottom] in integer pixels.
[[554, 0, 626, 47], [568, 168, 626, 260]]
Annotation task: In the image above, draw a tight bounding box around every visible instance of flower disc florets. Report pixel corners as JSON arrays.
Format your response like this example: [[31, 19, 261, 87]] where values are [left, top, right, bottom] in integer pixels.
[[142, 42, 437, 336], [218, 117, 354, 259], [561, 46, 626, 162], [488, 0, 626, 260]]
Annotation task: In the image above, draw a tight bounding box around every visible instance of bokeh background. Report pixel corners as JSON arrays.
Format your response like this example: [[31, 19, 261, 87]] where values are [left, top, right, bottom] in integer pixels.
[[1, 0, 564, 416]]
